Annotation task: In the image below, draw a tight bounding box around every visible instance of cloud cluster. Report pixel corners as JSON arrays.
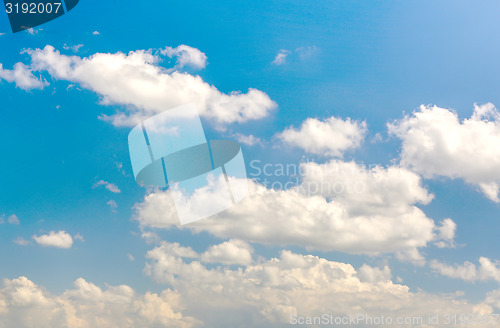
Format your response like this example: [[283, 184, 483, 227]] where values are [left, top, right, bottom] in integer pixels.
[[12, 45, 276, 127], [135, 160, 454, 263], [277, 116, 367, 157], [389, 103, 500, 202], [0, 276, 199, 328], [143, 241, 492, 327]]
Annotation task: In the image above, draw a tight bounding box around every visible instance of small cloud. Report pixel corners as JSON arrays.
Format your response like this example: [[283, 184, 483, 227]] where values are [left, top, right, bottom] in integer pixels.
[[63, 44, 84, 53], [233, 133, 263, 147], [92, 31, 100, 35], [127, 254, 135, 262], [295, 45, 319, 60], [107, 200, 118, 212], [33, 231, 73, 249], [74, 233, 85, 242], [14, 237, 31, 246], [160, 45, 208, 71], [272, 46, 319, 66], [7, 214, 20, 225], [26, 28, 42, 35], [370, 133, 384, 144], [93, 180, 121, 193], [272, 49, 291, 65]]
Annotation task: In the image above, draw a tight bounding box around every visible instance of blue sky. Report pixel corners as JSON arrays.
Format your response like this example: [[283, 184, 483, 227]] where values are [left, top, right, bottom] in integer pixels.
[[1, 1, 500, 327]]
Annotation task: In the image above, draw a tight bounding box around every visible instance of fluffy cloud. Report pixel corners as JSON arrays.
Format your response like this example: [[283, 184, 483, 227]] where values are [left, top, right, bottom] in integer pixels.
[[277, 116, 367, 157], [389, 103, 500, 202], [200, 239, 253, 265], [430, 257, 500, 283], [93, 180, 121, 193], [32, 231, 74, 249], [134, 160, 454, 262], [0, 63, 47, 90], [18, 45, 276, 127], [143, 241, 491, 327], [0, 276, 199, 328], [160, 45, 208, 70]]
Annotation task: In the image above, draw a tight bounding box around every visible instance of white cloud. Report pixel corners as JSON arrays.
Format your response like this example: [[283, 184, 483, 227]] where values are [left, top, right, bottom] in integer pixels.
[[135, 160, 454, 262], [63, 44, 84, 53], [22, 45, 276, 128], [161, 45, 208, 70], [0, 276, 199, 328], [32, 231, 73, 249], [13, 237, 31, 246], [144, 241, 489, 327], [295, 45, 319, 60], [200, 239, 253, 265], [232, 133, 263, 146], [7, 215, 20, 225], [430, 257, 500, 283], [93, 180, 121, 193], [357, 264, 392, 283], [434, 218, 456, 248], [107, 200, 118, 210], [74, 233, 85, 242], [92, 31, 100, 35], [389, 103, 500, 202], [277, 116, 367, 157], [272, 46, 319, 65], [0, 63, 48, 90], [272, 49, 291, 65]]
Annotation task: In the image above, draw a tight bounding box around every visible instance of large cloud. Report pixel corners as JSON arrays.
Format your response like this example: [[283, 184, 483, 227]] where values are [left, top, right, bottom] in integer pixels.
[[143, 241, 493, 327], [11, 45, 276, 127], [389, 103, 500, 202], [0, 276, 199, 328], [135, 160, 454, 263]]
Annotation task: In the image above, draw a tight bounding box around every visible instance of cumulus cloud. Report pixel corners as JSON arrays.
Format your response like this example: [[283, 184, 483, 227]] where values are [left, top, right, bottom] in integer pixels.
[[93, 180, 121, 193], [143, 241, 490, 327], [0, 276, 199, 328], [160, 45, 208, 71], [389, 103, 500, 202], [430, 257, 500, 283], [14, 45, 276, 127], [134, 160, 454, 262], [0, 63, 47, 90], [277, 116, 367, 157], [200, 239, 253, 265], [32, 231, 74, 249], [357, 264, 392, 283]]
